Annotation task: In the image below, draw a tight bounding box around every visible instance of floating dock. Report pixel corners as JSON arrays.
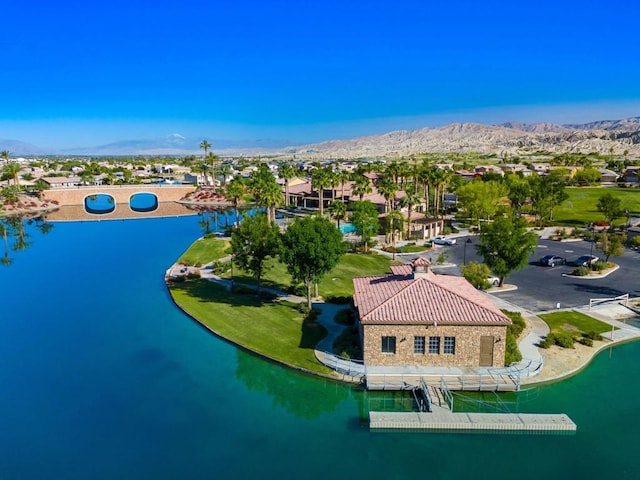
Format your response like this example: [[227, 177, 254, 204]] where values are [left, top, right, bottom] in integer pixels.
[[369, 411, 577, 433]]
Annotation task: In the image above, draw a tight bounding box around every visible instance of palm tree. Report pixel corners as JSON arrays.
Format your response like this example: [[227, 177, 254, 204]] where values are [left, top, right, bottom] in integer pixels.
[[225, 177, 245, 226], [376, 177, 397, 213], [399, 186, 421, 240], [207, 152, 219, 191], [336, 169, 351, 200], [327, 199, 347, 228], [352, 175, 372, 201], [218, 164, 232, 186], [3, 161, 21, 186], [199, 140, 212, 186], [311, 168, 331, 216], [278, 163, 296, 207], [385, 209, 404, 259], [79, 171, 95, 186], [0, 150, 9, 165], [260, 180, 283, 223]]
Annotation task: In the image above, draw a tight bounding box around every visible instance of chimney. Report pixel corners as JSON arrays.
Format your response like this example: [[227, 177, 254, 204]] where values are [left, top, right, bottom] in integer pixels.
[[411, 256, 432, 279]]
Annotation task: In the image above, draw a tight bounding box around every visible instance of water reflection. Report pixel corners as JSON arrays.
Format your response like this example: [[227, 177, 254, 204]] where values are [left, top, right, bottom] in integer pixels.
[[234, 349, 354, 419], [129, 193, 158, 213], [85, 194, 116, 214], [1, 213, 54, 267], [188, 206, 254, 236]]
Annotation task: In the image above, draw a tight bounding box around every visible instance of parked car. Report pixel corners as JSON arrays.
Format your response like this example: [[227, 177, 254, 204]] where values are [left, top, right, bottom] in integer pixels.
[[433, 237, 456, 245], [540, 254, 566, 267], [573, 255, 599, 267]]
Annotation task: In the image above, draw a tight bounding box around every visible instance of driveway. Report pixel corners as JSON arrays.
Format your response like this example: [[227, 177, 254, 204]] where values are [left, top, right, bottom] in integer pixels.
[[411, 236, 640, 313]]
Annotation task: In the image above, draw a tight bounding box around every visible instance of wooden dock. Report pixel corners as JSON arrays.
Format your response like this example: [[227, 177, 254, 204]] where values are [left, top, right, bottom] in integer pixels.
[[366, 373, 519, 392], [369, 411, 577, 433]]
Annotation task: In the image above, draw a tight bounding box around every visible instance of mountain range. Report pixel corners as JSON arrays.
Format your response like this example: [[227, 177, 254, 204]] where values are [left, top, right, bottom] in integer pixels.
[[2, 117, 639, 158]]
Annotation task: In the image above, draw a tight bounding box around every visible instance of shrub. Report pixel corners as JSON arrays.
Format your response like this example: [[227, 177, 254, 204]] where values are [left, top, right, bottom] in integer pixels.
[[332, 325, 362, 360], [591, 260, 608, 271], [186, 270, 201, 279], [296, 303, 311, 315], [326, 295, 351, 305], [554, 331, 575, 348], [584, 330, 604, 341], [502, 310, 526, 338], [577, 337, 593, 347], [572, 266, 590, 276], [539, 332, 575, 349], [505, 334, 522, 365], [539, 336, 554, 349], [630, 236, 640, 249]]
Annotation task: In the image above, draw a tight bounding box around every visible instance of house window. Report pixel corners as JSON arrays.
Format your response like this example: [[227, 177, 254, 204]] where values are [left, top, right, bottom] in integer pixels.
[[429, 336, 440, 354], [381, 336, 396, 354], [414, 336, 425, 354], [443, 336, 456, 355]]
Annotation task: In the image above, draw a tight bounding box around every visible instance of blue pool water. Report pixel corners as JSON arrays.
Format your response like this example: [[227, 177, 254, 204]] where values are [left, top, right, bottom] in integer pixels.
[[339, 222, 357, 234], [2, 214, 640, 479]]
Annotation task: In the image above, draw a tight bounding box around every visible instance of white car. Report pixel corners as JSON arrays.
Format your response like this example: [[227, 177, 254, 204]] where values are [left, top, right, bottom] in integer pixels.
[[432, 237, 456, 245]]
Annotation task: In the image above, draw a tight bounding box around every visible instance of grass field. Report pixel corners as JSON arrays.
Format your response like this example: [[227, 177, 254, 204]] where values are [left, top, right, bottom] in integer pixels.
[[538, 310, 615, 335], [220, 252, 395, 299], [169, 279, 331, 374], [177, 237, 230, 265], [553, 187, 640, 226]]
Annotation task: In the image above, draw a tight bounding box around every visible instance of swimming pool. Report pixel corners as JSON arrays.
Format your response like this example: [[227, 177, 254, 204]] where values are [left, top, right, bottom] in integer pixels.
[[340, 222, 357, 234]]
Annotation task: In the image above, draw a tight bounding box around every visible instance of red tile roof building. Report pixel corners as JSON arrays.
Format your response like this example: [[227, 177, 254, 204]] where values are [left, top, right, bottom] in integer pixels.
[[353, 257, 511, 368]]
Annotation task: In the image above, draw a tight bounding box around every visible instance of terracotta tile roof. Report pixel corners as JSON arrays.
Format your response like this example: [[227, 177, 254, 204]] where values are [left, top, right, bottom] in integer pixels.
[[353, 265, 511, 327]]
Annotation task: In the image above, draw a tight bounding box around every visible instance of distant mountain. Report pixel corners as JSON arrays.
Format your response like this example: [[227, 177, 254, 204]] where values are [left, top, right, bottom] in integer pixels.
[[60, 134, 297, 156], [272, 119, 640, 159], [564, 116, 640, 131], [3, 116, 640, 158], [0, 138, 53, 156], [499, 121, 570, 134]]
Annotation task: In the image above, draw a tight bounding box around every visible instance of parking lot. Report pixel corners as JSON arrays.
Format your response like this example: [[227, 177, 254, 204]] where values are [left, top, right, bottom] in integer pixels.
[[432, 236, 640, 313]]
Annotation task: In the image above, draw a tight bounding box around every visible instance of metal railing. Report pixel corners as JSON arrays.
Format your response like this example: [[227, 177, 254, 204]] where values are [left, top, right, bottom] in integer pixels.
[[589, 293, 629, 311], [315, 350, 365, 378]]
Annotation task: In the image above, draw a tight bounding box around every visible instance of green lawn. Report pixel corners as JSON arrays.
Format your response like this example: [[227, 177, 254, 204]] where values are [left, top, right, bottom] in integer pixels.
[[538, 310, 615, 336], [220, 252, 395, 299], [169, 279, 331, 374], [553, 187, 640, 226], [178, 237, 230, 265]]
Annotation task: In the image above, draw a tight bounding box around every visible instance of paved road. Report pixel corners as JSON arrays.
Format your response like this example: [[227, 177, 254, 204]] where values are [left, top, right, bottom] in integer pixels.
[[413, 236, 640, 313]]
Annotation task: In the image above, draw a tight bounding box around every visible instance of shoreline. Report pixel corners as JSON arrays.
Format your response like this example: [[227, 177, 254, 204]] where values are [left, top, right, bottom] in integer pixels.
[[165, 255, 640, 391], [165, 265, 359, 385]]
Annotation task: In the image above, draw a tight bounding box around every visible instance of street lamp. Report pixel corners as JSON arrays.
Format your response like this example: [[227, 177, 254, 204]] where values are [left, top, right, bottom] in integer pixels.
[[463, 238, 472, 265]]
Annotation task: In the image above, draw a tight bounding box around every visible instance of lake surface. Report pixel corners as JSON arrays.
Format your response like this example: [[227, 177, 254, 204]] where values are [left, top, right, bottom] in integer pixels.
[[1, 214, 640, 479]]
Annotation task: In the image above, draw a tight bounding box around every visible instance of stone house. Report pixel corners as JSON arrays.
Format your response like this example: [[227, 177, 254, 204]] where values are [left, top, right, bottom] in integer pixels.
[[353, 257, 511, 368]]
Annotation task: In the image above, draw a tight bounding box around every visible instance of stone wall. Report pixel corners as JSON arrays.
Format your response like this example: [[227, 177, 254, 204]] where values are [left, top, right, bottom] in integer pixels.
[[362, 323, 507, 368]]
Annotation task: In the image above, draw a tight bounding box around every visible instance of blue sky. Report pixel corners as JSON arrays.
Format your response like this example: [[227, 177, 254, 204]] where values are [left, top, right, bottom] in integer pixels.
[[1, 0, 639, 148]]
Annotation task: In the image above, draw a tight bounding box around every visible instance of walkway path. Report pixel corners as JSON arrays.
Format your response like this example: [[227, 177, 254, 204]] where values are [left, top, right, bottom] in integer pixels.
[[167, 255, 640, 387]]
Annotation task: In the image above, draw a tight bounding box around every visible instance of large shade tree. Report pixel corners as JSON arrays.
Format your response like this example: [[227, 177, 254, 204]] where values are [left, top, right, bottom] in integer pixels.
[[350, 200, 380, 251], [229, 213, 280, 294], [279, 215, 348, 308], [597, 192, 623, 227], [476, 216, 538, 287]]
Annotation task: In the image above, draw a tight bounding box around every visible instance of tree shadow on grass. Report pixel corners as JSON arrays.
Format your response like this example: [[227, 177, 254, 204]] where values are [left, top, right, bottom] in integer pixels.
[[169, 278, 270, 308]]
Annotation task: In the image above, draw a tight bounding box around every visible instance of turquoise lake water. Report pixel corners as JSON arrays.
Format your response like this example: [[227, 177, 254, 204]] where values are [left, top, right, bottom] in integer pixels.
[[2, 214, 640, 479]]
